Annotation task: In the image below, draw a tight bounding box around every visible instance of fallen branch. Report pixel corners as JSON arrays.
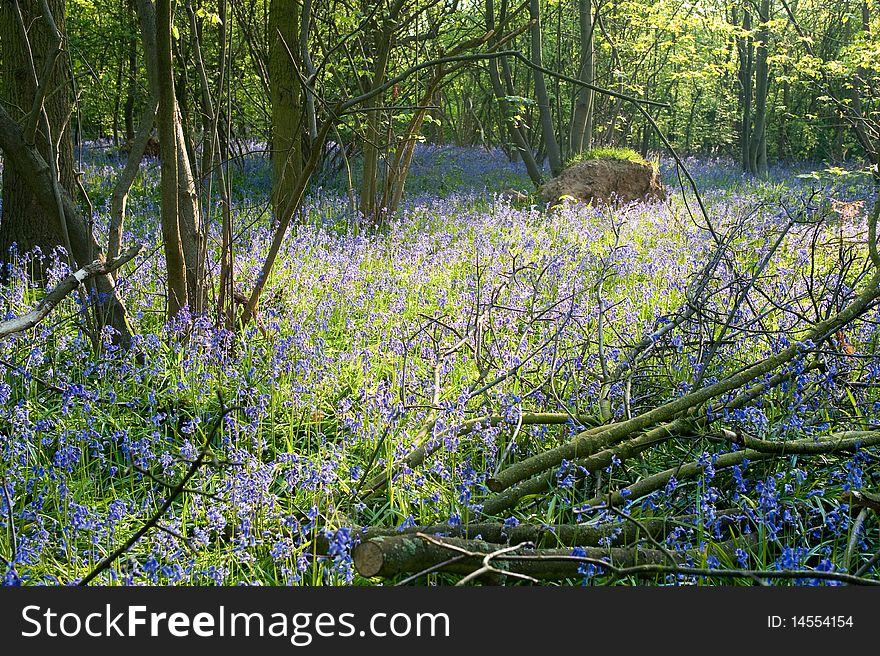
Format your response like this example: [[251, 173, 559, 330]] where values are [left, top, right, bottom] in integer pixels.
[[315, 509, 746, 554], [488, 269, 880, 492], [496, 553, 879, 586], [481, 363, 828, 516], [353, 531, 759, 581], [724, 428, 880, 454], [0, 245, 142, 340], [582, 430, 880, 509], [358, 412, 601, 500], [482, 417, 693, 516]]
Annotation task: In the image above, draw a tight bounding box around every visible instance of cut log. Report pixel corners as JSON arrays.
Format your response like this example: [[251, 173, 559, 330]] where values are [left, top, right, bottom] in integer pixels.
[[352, 532, 758, 580]]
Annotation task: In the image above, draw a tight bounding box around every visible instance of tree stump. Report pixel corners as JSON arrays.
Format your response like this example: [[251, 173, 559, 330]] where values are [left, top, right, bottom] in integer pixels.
[[539, 157, 666, 207]]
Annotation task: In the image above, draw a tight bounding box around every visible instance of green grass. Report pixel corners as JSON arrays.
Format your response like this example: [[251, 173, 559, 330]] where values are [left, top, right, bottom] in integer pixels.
[[566, 146, 654, 168]]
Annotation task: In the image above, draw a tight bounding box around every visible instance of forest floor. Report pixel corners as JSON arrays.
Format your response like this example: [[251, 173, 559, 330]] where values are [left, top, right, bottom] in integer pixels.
[[1, 145, 879, 585]]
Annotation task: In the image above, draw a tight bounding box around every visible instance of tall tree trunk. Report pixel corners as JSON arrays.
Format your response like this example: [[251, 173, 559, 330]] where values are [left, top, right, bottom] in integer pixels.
[[189, 8, 215, 190], [0, 0, 133, 347], [736, 8, 753, 172], [749, 0, 770, 176], [358, 1, 402, 222], [156, 0, 188, 317], [849, 0, 878, 172], [0, 0, 76, 277], [570, 0, 595, 155], [176, 117, 205, 312], [215, 0, 230, 163], [124, 16, 137, 142], [529, 0, 562, 176], [268, 0, 303, 220], [107, 94, 157, 262], [596, 10, 624, 146], [777, 72, 790, 160], [215, 0, 234, 329], [300, 0, 318, 146], [383, 66, 446, 219], [113, 37, 124, 148], [685, 83, 701, 152], [134, 0, 204, 316]]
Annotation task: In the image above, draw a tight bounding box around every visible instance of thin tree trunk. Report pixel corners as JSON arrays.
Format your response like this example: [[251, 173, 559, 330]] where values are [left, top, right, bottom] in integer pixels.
[[749, 0, 770, 176], [685, 83, 701, 152], [849, 1, 877, 170], [736, 8, 753, 171], [124, 20, 137, 142], [214, 0, 234, 329], [778, 72, 790, 160], [214, 0, 229, 163], [358, 2, 401, 222], [135, 0, 202, 315], [108, 94, 158, 262], [384, 66, 449, 218], [570, 0, 595, 155], [529, 0, 562, 176], [597, 11, 623, 146], [300, 0, 318, 145], [188, 7, 215, 190], [156, 0, 187, 317], [113, 36, 124, 148], [175, 117, 205, 313]]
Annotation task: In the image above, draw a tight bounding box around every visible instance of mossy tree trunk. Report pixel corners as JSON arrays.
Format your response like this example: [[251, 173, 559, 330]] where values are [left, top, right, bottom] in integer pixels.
[[0, 0, 133, 347], [269, 0, 303, 221]]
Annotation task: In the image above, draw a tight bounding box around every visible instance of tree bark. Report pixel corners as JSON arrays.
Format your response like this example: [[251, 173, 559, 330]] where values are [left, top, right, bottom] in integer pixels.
[[352, 533, 758, 580], [300, 0, 318, 146], [176, 109, 206, 313], [0, 0, 76, 277], [269, 0, 303, 220], [156, 0, 188, 317], [357, 1, 403, 222], [108, 95, 158, 262], [137, 0, 204, 317], [124, 20, 138, 142], [736, 8, 753, 171]]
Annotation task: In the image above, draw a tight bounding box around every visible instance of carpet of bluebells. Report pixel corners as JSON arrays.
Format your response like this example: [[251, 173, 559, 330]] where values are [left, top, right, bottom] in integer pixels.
[[1, 143, 879, 585]]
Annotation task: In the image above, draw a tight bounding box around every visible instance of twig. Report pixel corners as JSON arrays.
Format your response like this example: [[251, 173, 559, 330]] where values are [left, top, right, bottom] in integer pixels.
[[77, 400, 237, 585]]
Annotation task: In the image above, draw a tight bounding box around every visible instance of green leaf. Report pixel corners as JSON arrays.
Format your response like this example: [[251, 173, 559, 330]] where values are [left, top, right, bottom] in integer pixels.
[[196, 8, 222, 25]]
